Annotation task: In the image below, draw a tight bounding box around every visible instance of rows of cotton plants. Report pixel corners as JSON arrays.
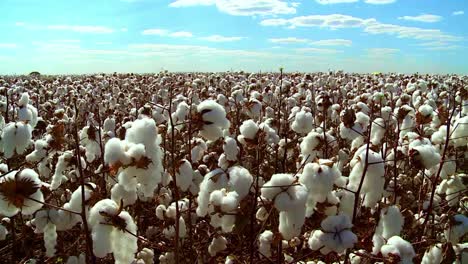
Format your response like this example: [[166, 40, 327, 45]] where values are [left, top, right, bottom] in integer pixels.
[[0, 71, 466, 264]]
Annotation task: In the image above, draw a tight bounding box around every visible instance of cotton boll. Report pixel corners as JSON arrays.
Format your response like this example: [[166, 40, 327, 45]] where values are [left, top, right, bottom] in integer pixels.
[[51, 151, 73, 190], [0, 224, 7, 240], [208, 236, 227, 256], [308, 214, 357, 254], [451, 116, 468, 147], [197, 100, 230, 141], [196, 169, 229, 216], [437, 174, 465, 207], [0, 169, 44, 217], [136, 248, 154, 264], [223, 137, 239, 161], [259, 230, 274, 258], [408, 144, 441, 170], [159, 252, 175, 264], [292, 110, 313, 134], [88, 199, 138, 263], [79, 126, 102, 163], [371, 118, 386, 145], [239, 119, 259, 142], [111, 183, 138, 206], [421, 244, 442, 264], [104, 138, 131, 166], [347, 145, 385, 208], [44, 222, 57, 257], [299, 159, 341, 216], [444, 214, 468, 244], [176, 160, 193, 192], [372, 206, 404, 254], [380, 236, 415, 264], [227, 166, 253, 199], [191, 138, 207, 162], [1, 122, 33, 158]]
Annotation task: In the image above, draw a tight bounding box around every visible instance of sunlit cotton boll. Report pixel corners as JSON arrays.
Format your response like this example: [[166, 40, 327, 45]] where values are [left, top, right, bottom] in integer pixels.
[[380, 236, 415, 264], [0, 169, 44, 217], [1, 122, 33, 158], [291, 109, 313, 134], [372, 205, 404, 254], [308, 214, 357, 254], [88, 199, 138, 264], [197, 100, 230, 141]]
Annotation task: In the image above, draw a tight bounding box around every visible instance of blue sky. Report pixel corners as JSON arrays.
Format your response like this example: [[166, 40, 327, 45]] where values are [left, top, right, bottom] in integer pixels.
[[0, 0, 467, 74]]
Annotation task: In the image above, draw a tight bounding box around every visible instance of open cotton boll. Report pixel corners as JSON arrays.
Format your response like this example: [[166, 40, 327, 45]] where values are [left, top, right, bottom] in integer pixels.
[[88, 199, 138, 263], [371, 118, 386, 145], [291, 110, 313, 134], [262, 173, 308, 239], [44, 222, 57, 257], [136, 248, 154, 264], [451, 116, 468, 147], [197, 100, 230, 141], [210, 189, 239, 212], [444, 214, 468, 244], [208, 236, 228, 256], [17, 93, 38, 128], [372, 205, 404, 254], [227, 166, 253, 199], [0, 169, 44, 217], [111, 183, 137, 206], [437, 174, 465, 206], [1, 122, 33, 158], [191, 138, 207, 163], [421, 244, 442, 264], [196, 169, 229, 216], [50, 151, 73, 190], [239, 119, 259, 142], [26, 139, 49, 163], [104, 138, 131, 166], [0, 224, 7, 240], [223, 137, 239, 161], [175, 159, 193, 192], [299, 159, 341, 216], [408, 144, 441, 170], [79, 125, 102, 163], [308, 214, 357, 254], [347, 145, 385, 208], [380, 236, 415, 264], [259, 230, 274, 258]]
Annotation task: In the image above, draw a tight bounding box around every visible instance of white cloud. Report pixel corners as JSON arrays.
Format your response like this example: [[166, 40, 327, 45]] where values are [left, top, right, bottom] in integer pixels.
[[269, 37, 308, 44], [142, 29, 193, 38], [453, 11, 464, 16], [425, 45, 461, 51], [169, 0, 215, 7], [0, 43, 17, 48], [260, 14, 462, 43], [364, 0, 396, 4], [398, 14, 442, 23], [16, 22, 115, 34], [142, 29, 168, 35], [311, 39, 352, 46], [367, 48, 399, 54], [46, 25, 114, 33], [296, 47, 343, 54], [315, 0, 358, 4], [169, 31, 193, 37], [169, 0, 297, 16], [261, 14, 372, 29], [200, 35, 245, 42]]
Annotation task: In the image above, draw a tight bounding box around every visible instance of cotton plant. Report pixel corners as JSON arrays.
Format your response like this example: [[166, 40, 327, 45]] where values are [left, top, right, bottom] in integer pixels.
[[0, 169, 44, 217], [17, 92, 38, 128], [79, 125, 102, 162], [258, 230, 274, 258], [308, 214, 358, 254], [444, 214, 468, 244], [347, 144, 385, 209], [237, 119, 280, 147], [88, 199, 138, 264], [407, 135, 441, 170], [380, 236, 415, 264], [299, 159, 344, 217], [437, 174, 466, 207], [0, 121, 33, 158], [55, 183, 97, 230], [291, 108, 314, 134], [261, 173, 308, 240], [195, 100, 230, 141], [372, 205, 404, 254], [299, 130, 337, 162], [196, 166, 253, 231], [104, 117, 164, 201]]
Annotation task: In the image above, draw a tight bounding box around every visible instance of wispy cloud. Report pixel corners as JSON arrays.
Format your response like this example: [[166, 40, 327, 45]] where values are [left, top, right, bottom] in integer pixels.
[[364, 0, 396, 4], [296, 47, 343, 54], [269, 37, 308, 44], [0, 43, 18, 48], [142, 29, 193, 37], [16, 22, 115, 33], [398, 14, 442, 23], [452, 10, 464, 16], [311, 39, 352, 46], [169, 0, 297, 16], [199, 35, 245, 42], [315, 0, 358, 4]]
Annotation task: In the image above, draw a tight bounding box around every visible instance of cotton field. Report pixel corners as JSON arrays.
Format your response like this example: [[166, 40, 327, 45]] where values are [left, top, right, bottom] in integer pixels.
[[0, 71, 466, 264]]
